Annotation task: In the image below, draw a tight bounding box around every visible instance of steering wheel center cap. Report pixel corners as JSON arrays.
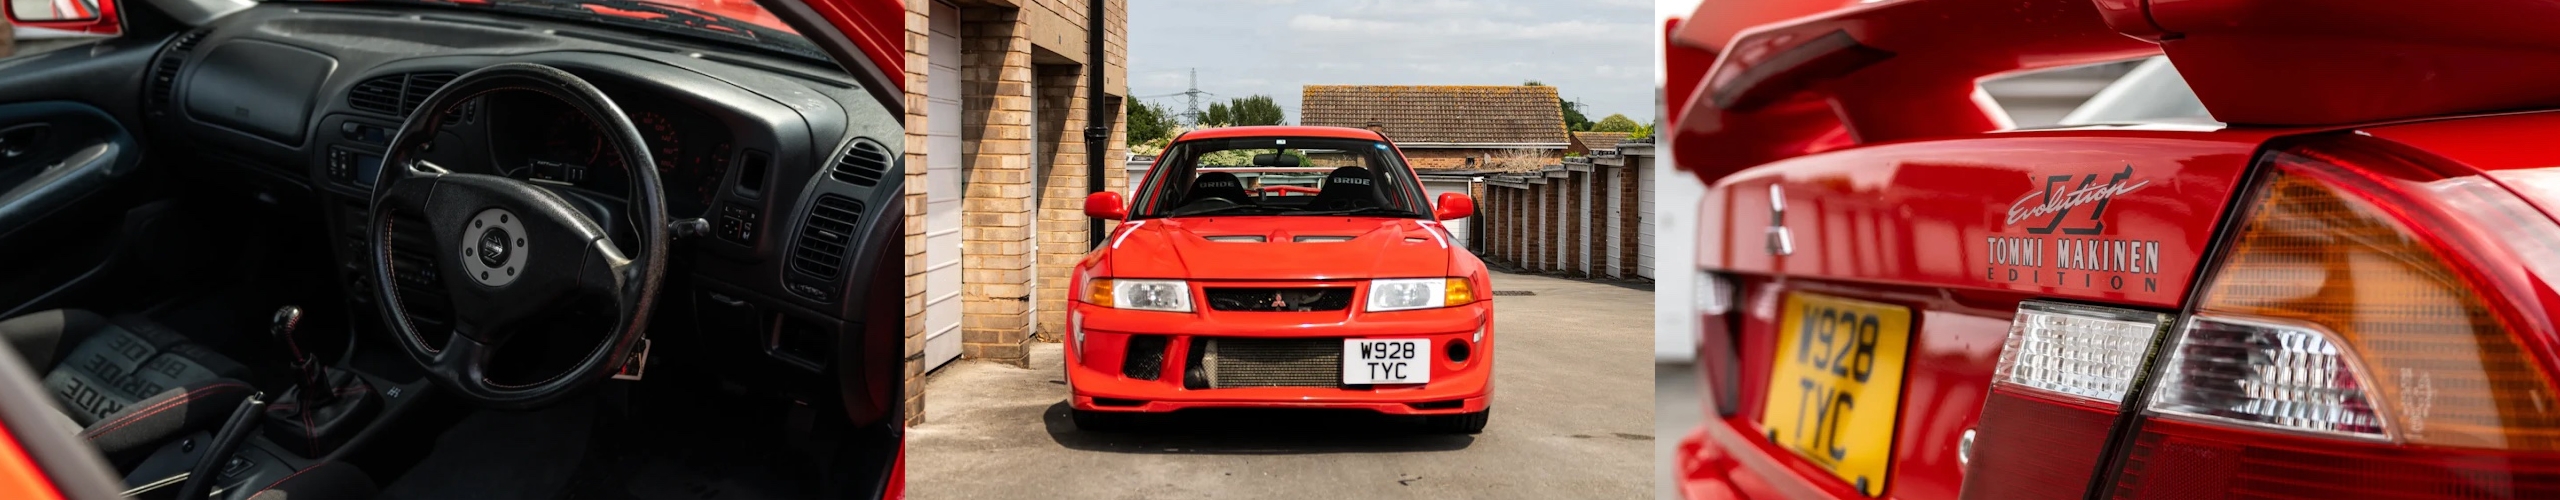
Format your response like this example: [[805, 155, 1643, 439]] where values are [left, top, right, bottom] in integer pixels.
[[461, 208, 530, 287]]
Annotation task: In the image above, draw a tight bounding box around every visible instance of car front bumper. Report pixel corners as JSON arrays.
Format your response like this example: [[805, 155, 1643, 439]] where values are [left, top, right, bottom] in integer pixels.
[[1064, 300, 1494, 415]]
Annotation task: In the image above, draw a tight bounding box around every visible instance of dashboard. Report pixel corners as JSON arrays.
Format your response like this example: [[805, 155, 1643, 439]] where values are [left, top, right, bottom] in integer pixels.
[[488, 91, 737, 218], [140, 3, 905, 376]]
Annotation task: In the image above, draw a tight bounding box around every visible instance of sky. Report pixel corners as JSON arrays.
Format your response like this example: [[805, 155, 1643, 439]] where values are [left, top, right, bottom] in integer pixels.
[[1127, 0, 1657, 127]]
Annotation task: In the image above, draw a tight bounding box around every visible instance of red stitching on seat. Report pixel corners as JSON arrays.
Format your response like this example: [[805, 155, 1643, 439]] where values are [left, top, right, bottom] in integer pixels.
[[81, 382, 250, 440]]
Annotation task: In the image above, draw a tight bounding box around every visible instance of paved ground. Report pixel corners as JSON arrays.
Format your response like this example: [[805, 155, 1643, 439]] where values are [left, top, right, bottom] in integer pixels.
[[1656, 363, 1700, 500], [907, 271, 1654, 499]]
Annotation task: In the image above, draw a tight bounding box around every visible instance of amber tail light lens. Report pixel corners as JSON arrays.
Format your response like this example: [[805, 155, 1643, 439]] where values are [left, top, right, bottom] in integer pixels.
[[2113, 137, 2560, 498]]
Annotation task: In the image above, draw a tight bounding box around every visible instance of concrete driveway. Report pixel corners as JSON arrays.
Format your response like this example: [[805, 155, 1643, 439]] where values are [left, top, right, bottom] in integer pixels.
[[907, 271, 1655, 499]]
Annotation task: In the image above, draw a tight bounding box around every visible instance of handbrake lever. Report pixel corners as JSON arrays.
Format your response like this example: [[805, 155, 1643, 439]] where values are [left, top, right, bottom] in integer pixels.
[[174, 392, 267, 500]]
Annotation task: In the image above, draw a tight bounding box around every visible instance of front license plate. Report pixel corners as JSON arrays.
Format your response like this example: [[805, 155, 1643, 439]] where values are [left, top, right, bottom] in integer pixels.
[[1342, 339, 1430, 384], [1762, 292, 1913, 497]]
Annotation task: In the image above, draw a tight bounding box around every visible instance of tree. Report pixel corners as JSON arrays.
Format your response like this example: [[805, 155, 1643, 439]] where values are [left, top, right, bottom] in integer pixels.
[[1202, 102, 1232, 127], [1126, 100, 1177, 145], [1591, 114, 1642, 133], [1560, 99, 1591, 132], [1225, 95, 1286, 126]]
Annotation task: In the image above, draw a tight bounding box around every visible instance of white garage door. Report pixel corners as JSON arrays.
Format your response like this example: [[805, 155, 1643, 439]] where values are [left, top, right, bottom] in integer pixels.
[[1639, 158, 1658, 280], [1606, 168, 1625, 278], [923, 2, 963, 370], [1422, 179, 1472, 248]]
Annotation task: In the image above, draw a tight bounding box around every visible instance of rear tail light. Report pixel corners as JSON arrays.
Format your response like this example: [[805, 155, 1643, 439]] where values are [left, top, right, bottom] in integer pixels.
[[1964, 302, 2174, 500], [2110, 137, 2560, 498]]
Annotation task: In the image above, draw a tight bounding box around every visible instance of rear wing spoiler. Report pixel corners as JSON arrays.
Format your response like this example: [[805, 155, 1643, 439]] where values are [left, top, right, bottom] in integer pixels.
[[1666, 0, 2157, 184], [1668, 0, 2560, 185]]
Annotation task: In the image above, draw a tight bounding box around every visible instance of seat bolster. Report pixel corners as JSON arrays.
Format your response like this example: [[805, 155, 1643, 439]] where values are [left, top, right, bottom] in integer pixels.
[[80, 379, 255, 466], [0, 309, 107, 373]]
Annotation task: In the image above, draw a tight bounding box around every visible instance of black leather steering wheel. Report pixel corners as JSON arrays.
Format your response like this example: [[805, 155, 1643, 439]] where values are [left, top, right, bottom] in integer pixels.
[[366, 63, 668, 409]]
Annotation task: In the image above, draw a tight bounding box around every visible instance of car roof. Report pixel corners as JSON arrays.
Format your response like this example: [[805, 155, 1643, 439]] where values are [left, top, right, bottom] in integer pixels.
[[1176, 125, 1387, 142]]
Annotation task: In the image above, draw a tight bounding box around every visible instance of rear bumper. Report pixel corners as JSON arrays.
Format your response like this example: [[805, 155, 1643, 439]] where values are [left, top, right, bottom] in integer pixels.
[[1064, 301, 1494, 415]]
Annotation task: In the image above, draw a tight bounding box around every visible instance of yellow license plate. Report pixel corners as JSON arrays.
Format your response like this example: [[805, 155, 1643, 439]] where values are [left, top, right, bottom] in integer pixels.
[[1761, 292, 1913, 497]]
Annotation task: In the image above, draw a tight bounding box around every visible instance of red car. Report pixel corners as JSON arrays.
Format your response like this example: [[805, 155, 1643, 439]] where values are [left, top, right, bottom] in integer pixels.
[[0, 0, 905, 498], [1067, 125, 1495, 433], [1670, 0, 2560, 498]]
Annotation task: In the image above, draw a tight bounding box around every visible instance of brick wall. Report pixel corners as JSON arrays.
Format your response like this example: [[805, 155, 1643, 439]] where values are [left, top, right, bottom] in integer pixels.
[[1589, 169, 1609, 277], [1618, 162, 1641, 278], [1401, 147, 1563, 171], [900, 0, 930, 425], [958, 7, 1036, 366]]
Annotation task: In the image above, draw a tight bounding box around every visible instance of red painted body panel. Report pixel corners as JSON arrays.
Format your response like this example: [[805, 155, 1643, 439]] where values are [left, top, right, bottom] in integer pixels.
[[1068, 132, 1493, 414], [1675, 0, 2560, 498], [1702, 128, 2284, 308], [1103, 217, 1456, 281]]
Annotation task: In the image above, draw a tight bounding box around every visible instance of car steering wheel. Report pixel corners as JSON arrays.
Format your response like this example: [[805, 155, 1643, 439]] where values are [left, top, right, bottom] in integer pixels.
[[366, 63, 668, 409]]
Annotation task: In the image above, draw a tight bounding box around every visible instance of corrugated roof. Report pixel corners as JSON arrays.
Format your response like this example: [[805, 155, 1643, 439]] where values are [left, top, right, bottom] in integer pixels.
[[1300, 85, 1568, 145]]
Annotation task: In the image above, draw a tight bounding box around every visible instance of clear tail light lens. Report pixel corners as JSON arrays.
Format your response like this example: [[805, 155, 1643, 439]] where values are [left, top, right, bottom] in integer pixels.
[[2150, 316, 2385, 439], [1993, 302, 2173, 405]]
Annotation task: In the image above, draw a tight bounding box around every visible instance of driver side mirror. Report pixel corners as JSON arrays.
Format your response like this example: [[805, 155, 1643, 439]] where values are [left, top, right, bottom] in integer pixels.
[[6, 0, 120, 39], [1433, 192, 1475, 221], [1084, 191, 1127, 220]]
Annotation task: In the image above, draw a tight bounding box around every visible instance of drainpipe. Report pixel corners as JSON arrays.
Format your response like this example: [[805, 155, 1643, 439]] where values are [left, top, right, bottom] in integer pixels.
[[1084, 0, 1111, 248]]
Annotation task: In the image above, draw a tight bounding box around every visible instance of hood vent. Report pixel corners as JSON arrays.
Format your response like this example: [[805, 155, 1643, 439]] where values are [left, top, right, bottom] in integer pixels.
[[789, 194, 864, 283], [1204, 235, 1266, 243], [1292, 235, 1355, 243], [146, 29, 212, 115], [829, 138, 891, 186], [349, 71, 459, 118]]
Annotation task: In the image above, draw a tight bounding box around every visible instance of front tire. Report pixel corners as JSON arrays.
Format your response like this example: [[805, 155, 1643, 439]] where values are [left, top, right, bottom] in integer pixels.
[[1429, 408, 1490, 434], [1071, 408, 1132, 432]]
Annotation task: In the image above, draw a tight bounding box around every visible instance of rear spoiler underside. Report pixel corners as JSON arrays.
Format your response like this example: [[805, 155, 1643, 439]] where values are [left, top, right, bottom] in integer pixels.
[[1669, 0, 2560, 184]]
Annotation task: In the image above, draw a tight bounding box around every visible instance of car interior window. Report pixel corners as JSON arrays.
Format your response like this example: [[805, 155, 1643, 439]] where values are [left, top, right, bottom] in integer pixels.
[[1139, 137, 1421, 219]]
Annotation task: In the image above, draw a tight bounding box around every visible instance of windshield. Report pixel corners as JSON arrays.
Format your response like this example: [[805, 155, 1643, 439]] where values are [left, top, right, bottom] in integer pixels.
[[283, 0, 827, 62], [1133, 137, 1428, 220]]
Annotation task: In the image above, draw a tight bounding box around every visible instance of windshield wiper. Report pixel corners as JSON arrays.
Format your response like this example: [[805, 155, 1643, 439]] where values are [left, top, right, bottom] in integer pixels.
[[1284, 207, 1419, 217]]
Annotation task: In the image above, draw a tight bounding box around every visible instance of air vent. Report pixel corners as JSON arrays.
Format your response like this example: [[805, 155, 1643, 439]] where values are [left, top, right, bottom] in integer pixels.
[[348, 76, 405, 115], [348, 72, 460, 118], [146, 30, 211, 114], [829, 138, 891, 186], [789, 195, 864, 282]]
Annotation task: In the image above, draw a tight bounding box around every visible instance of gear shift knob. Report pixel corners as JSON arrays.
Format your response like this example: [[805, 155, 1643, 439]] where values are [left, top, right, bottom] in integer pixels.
[[271, 305, 305, 351], [270, 305, 332, 399]]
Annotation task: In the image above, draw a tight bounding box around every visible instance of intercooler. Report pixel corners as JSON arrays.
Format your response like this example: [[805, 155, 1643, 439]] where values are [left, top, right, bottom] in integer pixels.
[[1185, 338, 1342, 389]]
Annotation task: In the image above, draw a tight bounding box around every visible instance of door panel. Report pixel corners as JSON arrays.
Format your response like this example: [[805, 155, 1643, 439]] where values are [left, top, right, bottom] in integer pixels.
[[0, 33, 162, 316]]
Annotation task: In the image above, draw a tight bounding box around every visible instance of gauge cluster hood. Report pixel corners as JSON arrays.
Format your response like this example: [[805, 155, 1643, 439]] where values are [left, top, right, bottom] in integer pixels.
[[1103, 216, 1456, 280]]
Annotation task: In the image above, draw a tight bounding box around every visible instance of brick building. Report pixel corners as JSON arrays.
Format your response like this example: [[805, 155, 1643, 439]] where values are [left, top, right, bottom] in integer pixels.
[[902, 0, 1129, 423], [1481, 140, 1655, 280], [1300, 85, 1570, 171], [1568, 131, 1630, 157]]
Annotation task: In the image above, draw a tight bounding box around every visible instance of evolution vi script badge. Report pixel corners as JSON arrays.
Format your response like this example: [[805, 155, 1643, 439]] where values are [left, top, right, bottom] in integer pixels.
[[1984, 165, 2164, 293]]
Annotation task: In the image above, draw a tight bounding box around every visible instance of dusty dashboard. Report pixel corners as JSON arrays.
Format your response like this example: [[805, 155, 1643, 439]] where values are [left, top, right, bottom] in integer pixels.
[[151, 3, 907, 359]]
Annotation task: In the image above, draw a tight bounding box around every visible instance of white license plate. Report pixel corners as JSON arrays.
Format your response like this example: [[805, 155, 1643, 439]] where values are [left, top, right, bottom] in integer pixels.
[[1342, 339, 1431, 384]]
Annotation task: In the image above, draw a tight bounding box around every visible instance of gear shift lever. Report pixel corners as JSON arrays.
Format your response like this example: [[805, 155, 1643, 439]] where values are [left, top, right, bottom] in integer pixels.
[[272, 306, 334, 401], [262, 305, 377, 458]]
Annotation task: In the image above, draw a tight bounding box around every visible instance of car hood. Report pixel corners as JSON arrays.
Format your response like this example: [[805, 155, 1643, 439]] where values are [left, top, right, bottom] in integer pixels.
[[1105, 216, 1455, 280]]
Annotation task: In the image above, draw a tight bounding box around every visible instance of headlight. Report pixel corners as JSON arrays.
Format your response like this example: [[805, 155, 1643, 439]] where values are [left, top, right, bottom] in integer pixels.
[[1366, 278, 1449, 312], [1091, 279, 1192, 312]]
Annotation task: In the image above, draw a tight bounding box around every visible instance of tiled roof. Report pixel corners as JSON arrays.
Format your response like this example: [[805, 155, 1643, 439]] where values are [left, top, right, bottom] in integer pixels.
[[1300, 85, 1568, 145], [1572, 131, 1632, 151]]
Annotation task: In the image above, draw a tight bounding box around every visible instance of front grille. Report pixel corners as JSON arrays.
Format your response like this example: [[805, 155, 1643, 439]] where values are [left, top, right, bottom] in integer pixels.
[[1189, 338, 1341, 388], [1204, 288, 1354, 312]]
